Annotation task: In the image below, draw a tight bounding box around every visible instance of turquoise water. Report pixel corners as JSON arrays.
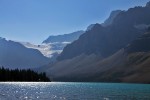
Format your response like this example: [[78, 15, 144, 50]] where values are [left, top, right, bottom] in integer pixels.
[[0, 82, 150, 100]]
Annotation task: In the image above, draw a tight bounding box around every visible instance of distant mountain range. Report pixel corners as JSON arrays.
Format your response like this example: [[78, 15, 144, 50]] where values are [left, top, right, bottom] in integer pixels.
[[42, 30, 84, 43], [0, 30, 84, 69], [39, 30, 84, 58], [43, 1, 150, 83], [0, 38, 50, 69]]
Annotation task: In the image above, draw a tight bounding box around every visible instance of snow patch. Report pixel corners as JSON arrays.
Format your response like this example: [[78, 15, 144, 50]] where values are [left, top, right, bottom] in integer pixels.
[[134, 24, 150, 30]]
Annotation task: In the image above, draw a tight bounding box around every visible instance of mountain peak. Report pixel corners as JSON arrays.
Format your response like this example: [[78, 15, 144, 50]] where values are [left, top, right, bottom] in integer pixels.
[[86, 23, 103, 31], [102, 10, 122, 26], [92, 23, 102, 29], [146, 1, 150, 7], [0, 37, 5, 40], [86, 24, 95, 31], [57, 3, 150, 61]]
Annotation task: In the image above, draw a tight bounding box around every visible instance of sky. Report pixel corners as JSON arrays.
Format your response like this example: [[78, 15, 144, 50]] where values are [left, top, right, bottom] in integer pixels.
[[0, 0, 150, 44]]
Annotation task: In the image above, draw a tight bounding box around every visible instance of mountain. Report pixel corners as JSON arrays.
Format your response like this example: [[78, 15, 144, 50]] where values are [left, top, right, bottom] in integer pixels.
[[57, 4, 150, 61], [38, 30, 84, 58], [43, 2, 150, 83], [146, 1, 150, 7], [0, 38, 50, 69], [87, 10, 122, 31], [20, 31, 84, 58], [45, 30, 150, 83], [92, 31, 150, 83], [125, 31, 150, 53], [42, 30, 84, 43], [102, 10, 122, 26], [86, 24, 95, 31]]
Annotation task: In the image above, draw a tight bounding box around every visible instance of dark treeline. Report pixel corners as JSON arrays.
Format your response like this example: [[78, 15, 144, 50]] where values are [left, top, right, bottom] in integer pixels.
[[0, 67, 50, 82]]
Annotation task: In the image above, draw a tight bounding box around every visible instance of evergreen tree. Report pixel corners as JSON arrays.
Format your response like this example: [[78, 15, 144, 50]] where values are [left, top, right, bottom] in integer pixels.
[[0, 67, 51, 82]]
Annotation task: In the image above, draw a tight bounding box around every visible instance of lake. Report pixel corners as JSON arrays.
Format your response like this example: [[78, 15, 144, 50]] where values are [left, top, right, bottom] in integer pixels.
[[0, 82, 150, 100]]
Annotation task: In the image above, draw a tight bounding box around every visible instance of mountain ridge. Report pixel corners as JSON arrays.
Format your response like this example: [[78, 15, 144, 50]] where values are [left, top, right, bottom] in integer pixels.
[[0, 38, 50, 69], [57, 4, 150, 61], [42, 30, 84, 43], [43, 2, 150, 83]]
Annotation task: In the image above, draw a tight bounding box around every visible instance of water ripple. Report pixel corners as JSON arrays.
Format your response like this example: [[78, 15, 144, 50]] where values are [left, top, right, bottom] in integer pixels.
[[0, 82, 150, 100]]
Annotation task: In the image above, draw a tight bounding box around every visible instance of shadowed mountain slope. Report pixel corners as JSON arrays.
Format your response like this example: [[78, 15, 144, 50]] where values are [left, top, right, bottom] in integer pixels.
[[44, 2, 150, 83], [46, 31, 150, 83]]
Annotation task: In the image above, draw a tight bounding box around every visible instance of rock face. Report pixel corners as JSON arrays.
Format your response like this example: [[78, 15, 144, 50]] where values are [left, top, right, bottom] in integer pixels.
[[0, 38, 50, 69], [57, 5, 150, 61]]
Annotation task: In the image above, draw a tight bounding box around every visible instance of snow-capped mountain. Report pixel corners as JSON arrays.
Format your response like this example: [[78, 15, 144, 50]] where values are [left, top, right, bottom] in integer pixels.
[[20, 31, 84, 58], [21, 42, 70, 58]]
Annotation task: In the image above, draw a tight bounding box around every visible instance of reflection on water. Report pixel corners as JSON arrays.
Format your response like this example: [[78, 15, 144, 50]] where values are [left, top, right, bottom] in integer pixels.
[[0, 82, 150, 100]]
